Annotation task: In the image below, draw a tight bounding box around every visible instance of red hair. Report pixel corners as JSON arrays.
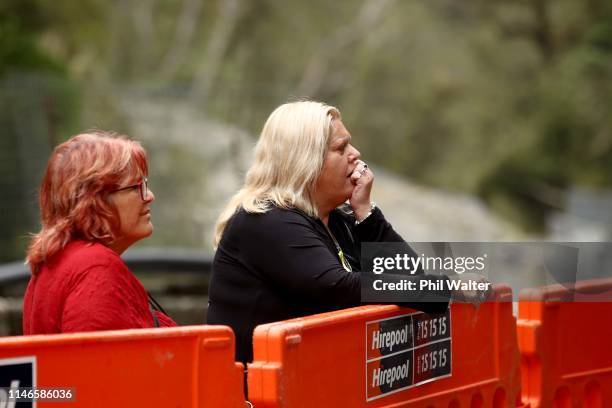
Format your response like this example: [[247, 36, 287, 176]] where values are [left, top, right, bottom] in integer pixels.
[[26, 131, 149, 274]]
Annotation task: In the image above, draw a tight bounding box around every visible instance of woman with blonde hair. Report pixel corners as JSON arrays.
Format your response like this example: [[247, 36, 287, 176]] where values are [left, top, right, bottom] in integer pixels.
[[208, 101, 450, 364], [23, 131, 176, 334]]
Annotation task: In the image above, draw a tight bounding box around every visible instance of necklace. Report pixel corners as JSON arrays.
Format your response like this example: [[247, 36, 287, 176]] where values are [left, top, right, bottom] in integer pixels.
[[325, 226, 353, 272]]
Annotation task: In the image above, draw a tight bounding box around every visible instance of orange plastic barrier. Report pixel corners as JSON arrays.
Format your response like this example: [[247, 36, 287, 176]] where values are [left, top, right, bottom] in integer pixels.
[[248, 285, 523, 407], [518, 278, 612, 407], [0, 325, 245, 407]]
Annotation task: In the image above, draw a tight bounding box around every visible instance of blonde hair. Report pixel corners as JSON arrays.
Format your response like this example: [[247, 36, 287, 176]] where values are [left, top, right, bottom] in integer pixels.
[[213, 101, 340, 247]]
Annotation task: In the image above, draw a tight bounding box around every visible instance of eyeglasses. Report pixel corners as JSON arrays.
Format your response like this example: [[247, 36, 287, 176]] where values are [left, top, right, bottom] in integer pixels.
[[111, 177, 150, 201]]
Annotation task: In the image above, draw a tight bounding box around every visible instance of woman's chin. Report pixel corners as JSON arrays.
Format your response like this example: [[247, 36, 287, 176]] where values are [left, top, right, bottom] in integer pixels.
[[135, 225, 154, 241], [337, 192, 353, 206]]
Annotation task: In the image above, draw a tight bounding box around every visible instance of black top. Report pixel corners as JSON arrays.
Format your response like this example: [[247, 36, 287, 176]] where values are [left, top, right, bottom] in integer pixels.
[[207, 204, 450, 364]]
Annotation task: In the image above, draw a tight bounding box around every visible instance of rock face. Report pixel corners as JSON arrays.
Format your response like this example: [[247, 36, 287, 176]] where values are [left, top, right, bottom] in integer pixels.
[[120, 93, 253, 250], [121, 93, 521, 249], [548, 187, 612, 241], [371, 169, 522, 241]]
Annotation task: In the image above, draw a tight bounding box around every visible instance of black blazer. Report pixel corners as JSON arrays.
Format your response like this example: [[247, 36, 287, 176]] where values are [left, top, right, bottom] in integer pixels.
[[207, 204, 450, 364]]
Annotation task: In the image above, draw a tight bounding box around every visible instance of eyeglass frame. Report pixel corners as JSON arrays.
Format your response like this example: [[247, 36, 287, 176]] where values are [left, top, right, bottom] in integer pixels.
[[111, 177, 150, 201]]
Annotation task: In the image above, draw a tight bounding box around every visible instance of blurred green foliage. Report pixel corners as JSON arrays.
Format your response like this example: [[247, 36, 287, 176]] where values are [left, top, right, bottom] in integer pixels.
[[2, 0, 612, 260], [477, 1, 612, 230], [0, 0, 80, 261]]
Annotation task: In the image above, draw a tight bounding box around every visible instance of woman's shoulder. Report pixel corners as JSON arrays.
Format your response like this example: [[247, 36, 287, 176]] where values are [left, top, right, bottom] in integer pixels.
[[226, 205, 317, 238], [236, 205, 316, 226], [37, 240, 130, 292], [53, 240, 125, 270], [219, 205, 325, 253]]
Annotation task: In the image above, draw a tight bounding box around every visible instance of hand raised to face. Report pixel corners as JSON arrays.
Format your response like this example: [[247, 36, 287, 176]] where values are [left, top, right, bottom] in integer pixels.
[[350, 159, 374, 222]]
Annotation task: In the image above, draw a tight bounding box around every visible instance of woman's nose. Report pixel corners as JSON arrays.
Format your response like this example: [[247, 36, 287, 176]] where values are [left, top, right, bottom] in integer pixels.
[[146, 188, 155, 203]]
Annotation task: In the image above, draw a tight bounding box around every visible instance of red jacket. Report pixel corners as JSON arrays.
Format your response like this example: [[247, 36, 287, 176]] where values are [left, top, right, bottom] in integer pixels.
[[23, 240, 176, 334]]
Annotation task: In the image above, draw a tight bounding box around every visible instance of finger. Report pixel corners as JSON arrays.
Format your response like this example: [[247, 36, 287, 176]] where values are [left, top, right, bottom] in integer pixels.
[[353, 160, 369, 175], [352, 169, 372, 186], [352, 166, 365, 178], [354, 165, 372, 178]]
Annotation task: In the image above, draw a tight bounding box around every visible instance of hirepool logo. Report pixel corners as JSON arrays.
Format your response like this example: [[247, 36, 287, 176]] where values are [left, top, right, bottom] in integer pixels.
[[371, 357, 411, 388], [371, 323, 411, 352], [365, 311, 452, 401]]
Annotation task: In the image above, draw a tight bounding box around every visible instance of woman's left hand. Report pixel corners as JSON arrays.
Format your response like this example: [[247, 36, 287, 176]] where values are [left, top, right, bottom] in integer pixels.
[[349, 160, 374, 221]]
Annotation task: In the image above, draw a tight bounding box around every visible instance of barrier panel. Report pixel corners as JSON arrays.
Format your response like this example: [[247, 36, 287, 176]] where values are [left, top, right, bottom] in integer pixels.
[[518, 278, 612, 408], [0, 325, 245, 407], [248, 284, 523, 407]]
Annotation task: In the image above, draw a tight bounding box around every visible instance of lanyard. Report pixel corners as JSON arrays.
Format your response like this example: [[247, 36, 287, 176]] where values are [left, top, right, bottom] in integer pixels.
[[326, 228, 353, 272]]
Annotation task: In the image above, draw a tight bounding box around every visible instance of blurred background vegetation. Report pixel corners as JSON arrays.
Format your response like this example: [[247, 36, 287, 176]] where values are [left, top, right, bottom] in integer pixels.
[[2, 0, 612, 262]]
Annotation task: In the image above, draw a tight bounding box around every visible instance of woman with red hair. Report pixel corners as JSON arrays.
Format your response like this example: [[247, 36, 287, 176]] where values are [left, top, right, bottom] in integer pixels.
[[23, 131, 176, 334]]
